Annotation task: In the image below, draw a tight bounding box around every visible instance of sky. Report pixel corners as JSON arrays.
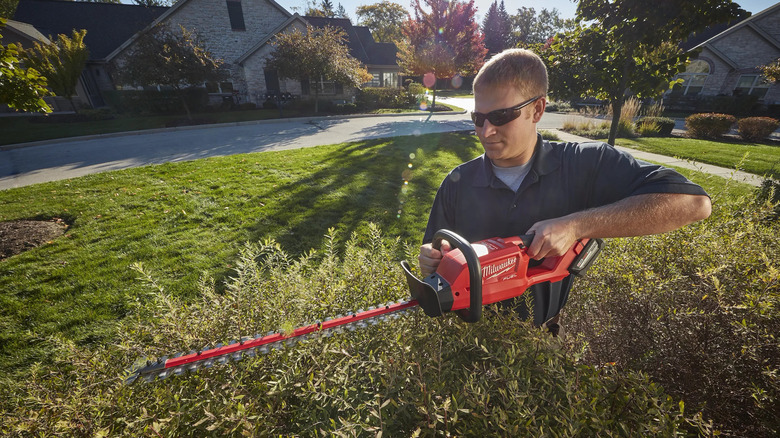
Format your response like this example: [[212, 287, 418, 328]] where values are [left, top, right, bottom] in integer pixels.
[[275, 0, 780, 23]]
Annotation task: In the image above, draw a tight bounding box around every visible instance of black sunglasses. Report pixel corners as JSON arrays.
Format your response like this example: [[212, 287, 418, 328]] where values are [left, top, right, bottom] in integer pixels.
[[471, 96, 543, 127]]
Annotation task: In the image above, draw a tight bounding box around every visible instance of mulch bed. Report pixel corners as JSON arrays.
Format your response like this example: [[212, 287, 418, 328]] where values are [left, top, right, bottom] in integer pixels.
[[0, 219, 68, 260]]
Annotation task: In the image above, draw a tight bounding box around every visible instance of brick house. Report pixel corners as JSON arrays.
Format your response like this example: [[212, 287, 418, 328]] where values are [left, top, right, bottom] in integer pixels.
[[667, 3, 780, 114], [11, 0, 400, 110]]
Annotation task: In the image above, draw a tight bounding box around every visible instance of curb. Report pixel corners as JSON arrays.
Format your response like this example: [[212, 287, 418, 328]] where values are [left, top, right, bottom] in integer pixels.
[[0, 110, 468, 151]]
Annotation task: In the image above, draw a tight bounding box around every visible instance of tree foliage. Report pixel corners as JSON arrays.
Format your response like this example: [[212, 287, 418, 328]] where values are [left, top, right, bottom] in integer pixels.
[[0, 19, 50, 112], [761, 58, 780, 83], [511, 7, 575, 48], [23, 28, 89, 111], [481, 0, 512, 56], [356, 1, 408, 44], [398, 0, 486, 108], [546, 0, 744, 145], [114, 23, 225, 119], [266, 24, 372, 112]]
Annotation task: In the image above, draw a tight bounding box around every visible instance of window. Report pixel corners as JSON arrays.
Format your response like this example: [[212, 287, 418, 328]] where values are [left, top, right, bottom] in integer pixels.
[[734, 74, 770, 99], [365, 73, 380, 87], [382, 72, 398, 87], [316, 77, 336, 95], [673, 59, 710, 96], [226, 0, 245, 31], [205, 81, 234, 93]]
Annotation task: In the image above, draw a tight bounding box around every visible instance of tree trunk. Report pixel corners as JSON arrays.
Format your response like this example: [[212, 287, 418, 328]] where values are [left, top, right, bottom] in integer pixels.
[[608, 99, 622, 146]]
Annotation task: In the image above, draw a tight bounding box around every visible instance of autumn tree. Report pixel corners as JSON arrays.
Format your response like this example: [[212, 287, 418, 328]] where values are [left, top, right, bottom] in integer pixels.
[[356, 1, 408, 44], [0, 19, 50, 112], [761, 58, 780, 83], [398, 0, 487, 110], [266, 24, 372, 113], [546, 0, 744, 145], [305, 0, 348, 18], [114, 23, 225, 119], [482, 0, 512, 56], [23, 28, 89, 111]]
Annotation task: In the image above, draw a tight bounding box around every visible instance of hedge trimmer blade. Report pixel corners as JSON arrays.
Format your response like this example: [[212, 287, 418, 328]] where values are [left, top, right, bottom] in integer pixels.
[[126, 230, 603, 385], [125, 300, 418, 384]]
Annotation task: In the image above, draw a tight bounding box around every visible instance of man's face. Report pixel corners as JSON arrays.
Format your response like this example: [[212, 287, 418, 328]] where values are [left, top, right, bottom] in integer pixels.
[[473, 84, 545, 168]]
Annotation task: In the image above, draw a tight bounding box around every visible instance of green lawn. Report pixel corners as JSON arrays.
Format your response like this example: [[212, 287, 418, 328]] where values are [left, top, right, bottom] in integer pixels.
[[615, 136, 780, 178], [0, 132, 760, 377]]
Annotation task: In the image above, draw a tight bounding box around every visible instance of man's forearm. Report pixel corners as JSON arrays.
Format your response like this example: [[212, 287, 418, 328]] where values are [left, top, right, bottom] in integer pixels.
[[570, 193, 712, 239], [525, 193, 711, 259]]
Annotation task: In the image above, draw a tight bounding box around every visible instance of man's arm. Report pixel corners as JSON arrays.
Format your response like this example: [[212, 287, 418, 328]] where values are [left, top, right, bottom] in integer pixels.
[[525, 192, 712, 260]]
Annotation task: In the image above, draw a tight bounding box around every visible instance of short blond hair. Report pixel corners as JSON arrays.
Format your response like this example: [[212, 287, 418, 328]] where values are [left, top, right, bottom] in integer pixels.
[[473, 49, 548, 99]]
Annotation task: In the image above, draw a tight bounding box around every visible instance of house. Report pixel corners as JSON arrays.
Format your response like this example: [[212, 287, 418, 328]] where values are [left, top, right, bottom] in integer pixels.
[[11, 0, 400, 111], [667, 3, 780, 114], [12, 0, 169, 110]]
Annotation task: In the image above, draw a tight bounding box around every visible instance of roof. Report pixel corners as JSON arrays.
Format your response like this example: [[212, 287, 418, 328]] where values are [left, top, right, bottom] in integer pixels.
[[304, 15, 398, 67], [691, 2, 780, 51], [13, 0, 168, 60]]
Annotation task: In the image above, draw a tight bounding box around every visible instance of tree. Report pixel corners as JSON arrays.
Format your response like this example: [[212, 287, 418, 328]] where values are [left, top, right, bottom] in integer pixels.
[[23, 28, 89, 111], [398, 0, 487, 110], [306, 0, 335, 17], [114, 24, 225, 119], [510, 7, 575, 48], [356, 1, 408, 44], [481, 0, 512, 56], [0, 19, 51, 112], [133, 0, 171, 6], [546, 0, 744, 145], [760, 58, 780, 83], [266, 24, 373, 113]]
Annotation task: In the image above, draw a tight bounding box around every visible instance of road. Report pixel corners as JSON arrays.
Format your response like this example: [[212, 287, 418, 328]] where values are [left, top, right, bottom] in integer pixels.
[[0, 101, 577, 190], [0, 97, 764, 189]]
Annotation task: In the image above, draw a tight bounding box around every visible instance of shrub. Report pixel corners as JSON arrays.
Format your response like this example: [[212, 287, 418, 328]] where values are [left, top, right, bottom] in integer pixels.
[[756, 177, 780, 222], [685, 113, 736, 139], [103, 88, 209, 115], [638, 116, 676, 137], [0, 225, 711, 436], [355, 87, 416, 110], [738, 116, 779, 142], [237, 102, 256, 110], [636, 119, 660, 137], [566, 194, 780, 437]]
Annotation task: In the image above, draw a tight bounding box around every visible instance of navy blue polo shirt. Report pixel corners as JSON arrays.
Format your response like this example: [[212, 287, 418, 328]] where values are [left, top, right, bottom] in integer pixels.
[[423, 134, 708, 325]]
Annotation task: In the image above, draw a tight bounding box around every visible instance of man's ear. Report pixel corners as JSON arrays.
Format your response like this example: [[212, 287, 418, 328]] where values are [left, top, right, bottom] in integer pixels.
[[532, 97, 546, 122]]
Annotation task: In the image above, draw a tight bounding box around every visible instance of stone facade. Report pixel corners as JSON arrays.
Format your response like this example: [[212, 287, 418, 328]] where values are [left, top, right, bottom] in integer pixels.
[[670, 4, 780, 111]]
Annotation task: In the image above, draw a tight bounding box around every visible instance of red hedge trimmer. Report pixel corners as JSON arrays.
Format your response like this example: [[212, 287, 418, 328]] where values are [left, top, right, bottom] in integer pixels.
[[125, 230, 603, 384]]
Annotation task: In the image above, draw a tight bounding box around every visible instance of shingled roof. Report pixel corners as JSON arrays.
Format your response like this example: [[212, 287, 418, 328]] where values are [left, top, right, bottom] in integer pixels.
[[304, 15, 398, 67], [13, 0, 168, 60]]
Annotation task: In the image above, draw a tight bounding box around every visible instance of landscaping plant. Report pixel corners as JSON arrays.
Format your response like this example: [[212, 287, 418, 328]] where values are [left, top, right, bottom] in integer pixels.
[[565, 187, 780, 437], [737, 116, 779, 142], [685, 113, 736, 139], [0, 225, 713, 436]]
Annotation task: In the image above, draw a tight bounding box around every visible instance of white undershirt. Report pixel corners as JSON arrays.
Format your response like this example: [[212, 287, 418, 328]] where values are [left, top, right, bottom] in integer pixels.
[[491, 157, 534, 192]]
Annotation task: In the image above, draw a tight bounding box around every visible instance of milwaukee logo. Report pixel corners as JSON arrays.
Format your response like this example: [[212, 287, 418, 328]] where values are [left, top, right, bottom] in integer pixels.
[[482, 258, 517, 280]]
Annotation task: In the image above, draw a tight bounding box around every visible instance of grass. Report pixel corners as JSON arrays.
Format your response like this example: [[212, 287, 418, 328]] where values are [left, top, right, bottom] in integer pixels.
[[615, 137, 780, 178], [0, 132, 762, 378], [0, 132, 480, 375]]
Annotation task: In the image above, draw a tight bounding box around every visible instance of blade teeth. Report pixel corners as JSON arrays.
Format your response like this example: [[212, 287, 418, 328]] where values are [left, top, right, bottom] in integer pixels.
[[231, 351, 243, 361], [173, 366, 186, 376]]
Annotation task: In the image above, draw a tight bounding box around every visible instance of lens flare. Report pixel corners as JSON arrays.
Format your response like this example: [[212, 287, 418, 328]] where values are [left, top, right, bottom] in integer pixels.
[[451, 74, 463, 89], [423, 72, 436, 88]]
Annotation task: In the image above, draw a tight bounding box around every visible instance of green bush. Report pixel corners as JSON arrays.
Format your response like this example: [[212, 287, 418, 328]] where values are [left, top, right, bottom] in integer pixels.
[[738, 116, 779, 142], [0, 225, 710, 436], [103, 88, 210, 115], [756, 177, 780, 222], [638, 116, 676, 137], [356, 87, 416, 110], [566, 193, 780, 437], [685, 113, 736, 139]]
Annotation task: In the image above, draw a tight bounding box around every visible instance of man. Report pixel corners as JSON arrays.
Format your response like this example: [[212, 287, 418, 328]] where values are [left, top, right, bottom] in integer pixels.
[[419, 48, 711, 332]]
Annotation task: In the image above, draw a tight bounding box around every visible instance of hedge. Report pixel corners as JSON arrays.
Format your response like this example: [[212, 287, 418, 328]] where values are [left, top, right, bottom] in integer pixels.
[[685, 113, 736, 139]]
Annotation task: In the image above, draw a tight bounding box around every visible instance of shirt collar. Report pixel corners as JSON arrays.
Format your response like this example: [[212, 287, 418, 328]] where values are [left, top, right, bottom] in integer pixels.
[[474, 134, 561, 188]]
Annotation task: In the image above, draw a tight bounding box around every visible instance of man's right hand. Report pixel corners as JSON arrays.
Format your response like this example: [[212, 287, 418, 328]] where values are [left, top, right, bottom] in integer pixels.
[[418, 240, 452, 277]]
